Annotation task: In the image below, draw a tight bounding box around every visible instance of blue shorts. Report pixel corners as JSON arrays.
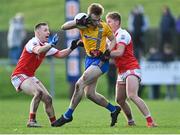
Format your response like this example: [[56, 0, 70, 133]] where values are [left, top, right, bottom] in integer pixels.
[[85, 56, 109, 73]]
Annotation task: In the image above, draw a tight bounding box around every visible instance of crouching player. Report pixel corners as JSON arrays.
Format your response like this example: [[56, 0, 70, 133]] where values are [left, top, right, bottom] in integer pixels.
[[11, 22, 80, 127]]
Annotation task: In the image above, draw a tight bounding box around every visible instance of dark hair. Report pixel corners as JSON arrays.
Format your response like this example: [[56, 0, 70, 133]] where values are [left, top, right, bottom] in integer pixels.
[[87, 3, 104, 16], [106, 12, 121, 23], [34, 22, 48, 30]]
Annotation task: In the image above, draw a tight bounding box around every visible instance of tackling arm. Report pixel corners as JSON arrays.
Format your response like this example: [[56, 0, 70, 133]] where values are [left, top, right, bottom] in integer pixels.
[[53, 38, 83, 58], [110, 43, 125, 58], [107, 35, 116, 51], [99, 35, 116, 62]]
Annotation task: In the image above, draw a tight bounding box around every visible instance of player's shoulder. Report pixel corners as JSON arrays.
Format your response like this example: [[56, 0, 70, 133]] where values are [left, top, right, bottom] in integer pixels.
[[117, 28, 131, 39], [119, 28, 130, 36], [116, 28, 131, 44], [31, 37, 39, 44], [25, 37, 40, 52], [27, 37, 41, 47]]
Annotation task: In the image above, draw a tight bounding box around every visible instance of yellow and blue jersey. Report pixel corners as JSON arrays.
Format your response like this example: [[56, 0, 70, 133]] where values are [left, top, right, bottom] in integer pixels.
[[79, 21, 112, 73], [79, 21, 113, 56]]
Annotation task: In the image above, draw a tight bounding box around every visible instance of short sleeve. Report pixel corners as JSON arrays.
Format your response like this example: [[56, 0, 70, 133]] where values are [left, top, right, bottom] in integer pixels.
[[25, 38, 39, 53], [116, 30, 131, 45]]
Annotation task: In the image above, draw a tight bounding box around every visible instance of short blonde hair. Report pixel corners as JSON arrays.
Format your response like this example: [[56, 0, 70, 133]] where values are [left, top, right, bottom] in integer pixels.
[[87, 3, 104, 16], [106, 12, 121, 24]]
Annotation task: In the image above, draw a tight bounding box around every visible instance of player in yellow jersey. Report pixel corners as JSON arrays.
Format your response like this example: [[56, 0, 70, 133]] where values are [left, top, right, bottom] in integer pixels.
[[52, 3, 121, 127]]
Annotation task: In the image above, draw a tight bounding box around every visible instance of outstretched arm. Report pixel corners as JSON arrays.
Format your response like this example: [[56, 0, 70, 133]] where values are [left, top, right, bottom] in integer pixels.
[[33, 34, 59, 55], [53, 39, 83, 58], [54, 48, 72, 58], [110, 43, 125, 58], [61, 20, 77, 30], [33, 43, 52, 55]]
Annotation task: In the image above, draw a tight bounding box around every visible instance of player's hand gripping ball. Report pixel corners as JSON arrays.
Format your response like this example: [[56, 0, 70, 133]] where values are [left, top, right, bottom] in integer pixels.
[[74, 13, 89, 28]]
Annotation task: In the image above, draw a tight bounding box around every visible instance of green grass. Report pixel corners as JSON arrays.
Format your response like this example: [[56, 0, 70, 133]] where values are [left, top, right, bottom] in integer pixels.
[[1, 59, 180, 133], [1, 0, 180, 30], [0, 99, 180, 134]]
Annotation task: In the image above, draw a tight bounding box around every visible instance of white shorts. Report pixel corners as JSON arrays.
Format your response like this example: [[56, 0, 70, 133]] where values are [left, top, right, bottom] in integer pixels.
[[11, 74, 38, 92], [117, 69, 141, 82]]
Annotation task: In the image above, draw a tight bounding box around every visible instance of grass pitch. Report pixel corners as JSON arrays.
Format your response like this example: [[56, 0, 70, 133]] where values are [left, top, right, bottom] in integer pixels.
[[0, 98, 180, 134]]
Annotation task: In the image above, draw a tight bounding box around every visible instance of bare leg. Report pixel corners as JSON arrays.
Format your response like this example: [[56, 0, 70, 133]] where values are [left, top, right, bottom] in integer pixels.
[[38, 80, 56, 121], [115, 81, 134, 122], [126, 75, 150, 117], [69, 65, 102, 110], [51, 65, 120, 127], [84, 79, 109, 107], [126, 75, 157, 127], [21, 78, 43, 115], [20, 77, 43, 127]]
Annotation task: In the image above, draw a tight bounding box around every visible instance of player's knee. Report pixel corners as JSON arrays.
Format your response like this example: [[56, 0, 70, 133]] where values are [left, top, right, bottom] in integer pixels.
[[35, 90, 43, 99], [116, 97, 125, 106], [75, 80, 84, 92], [85, 92, 93, 100], [82, 72, 88, 81], [75, 82, 80, 92], [128, 94, 137, 101]]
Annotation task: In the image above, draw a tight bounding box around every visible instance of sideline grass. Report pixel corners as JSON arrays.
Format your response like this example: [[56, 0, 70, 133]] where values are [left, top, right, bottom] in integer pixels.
[[0, 98, 180, 134]]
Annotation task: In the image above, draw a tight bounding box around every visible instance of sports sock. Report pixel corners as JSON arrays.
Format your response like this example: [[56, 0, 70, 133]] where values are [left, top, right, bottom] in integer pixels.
[[64, 108, 74, 119], [49, 116, 56, 123], [128, 119, 135, 123], [29, 112, 36, 121], [106, 103, 116, 113], [146, 116, 153, 123]]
